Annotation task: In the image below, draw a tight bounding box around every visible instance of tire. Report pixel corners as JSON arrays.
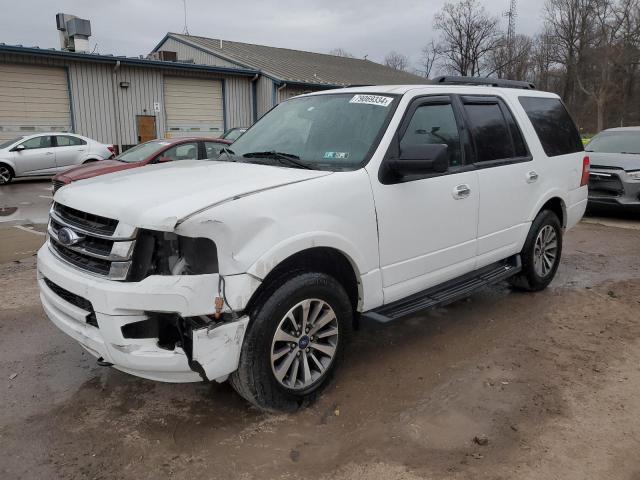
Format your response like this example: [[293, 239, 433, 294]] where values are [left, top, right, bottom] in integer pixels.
[[230, 272, 352, 412], [0, 164, 14, 185], [83, 159, 98, 164], [509, 210, 563, 292]]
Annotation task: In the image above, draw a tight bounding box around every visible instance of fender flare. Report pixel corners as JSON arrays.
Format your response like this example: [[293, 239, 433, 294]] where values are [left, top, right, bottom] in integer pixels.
[[245, 231, 366, 281], [527, 188, 568, 226]]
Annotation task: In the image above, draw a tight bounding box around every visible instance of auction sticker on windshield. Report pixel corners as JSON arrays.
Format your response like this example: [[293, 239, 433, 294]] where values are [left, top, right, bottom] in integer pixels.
[[349, 94, 394, 107]]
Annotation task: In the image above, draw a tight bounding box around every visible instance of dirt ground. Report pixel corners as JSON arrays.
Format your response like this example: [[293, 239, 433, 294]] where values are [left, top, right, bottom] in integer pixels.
[[1, 219, 640, 480]]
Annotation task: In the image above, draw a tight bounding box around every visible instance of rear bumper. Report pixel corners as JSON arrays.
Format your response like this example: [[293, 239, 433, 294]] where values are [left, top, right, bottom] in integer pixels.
[[37, 243, 253, 383]]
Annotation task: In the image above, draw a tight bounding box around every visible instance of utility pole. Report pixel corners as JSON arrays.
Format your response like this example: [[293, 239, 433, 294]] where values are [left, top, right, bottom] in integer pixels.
[[503, 0, 517, 78]]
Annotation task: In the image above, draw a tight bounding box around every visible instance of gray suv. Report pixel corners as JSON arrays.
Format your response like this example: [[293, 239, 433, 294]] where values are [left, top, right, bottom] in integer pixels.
[[586, 127, 640, 211]]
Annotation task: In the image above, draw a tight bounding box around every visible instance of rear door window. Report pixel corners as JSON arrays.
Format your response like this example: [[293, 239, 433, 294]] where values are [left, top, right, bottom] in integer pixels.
[[518, 97, 583, 157], [55, 135, 86, 147], [462, 98, 528, 163]]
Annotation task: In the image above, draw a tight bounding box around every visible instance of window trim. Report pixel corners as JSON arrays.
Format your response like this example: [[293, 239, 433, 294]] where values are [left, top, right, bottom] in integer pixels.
[[379, 94, 474, 185], [459, 95, 533, 168]]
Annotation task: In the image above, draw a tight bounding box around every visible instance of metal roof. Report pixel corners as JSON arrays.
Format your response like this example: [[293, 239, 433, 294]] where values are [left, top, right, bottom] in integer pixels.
[[156, 33, 427, 87], [0, 43, 260, 76]]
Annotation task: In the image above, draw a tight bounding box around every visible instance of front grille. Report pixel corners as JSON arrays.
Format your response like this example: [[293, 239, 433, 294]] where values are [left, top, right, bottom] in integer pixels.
[[54, 203, 118, 236], [589, 171, 624, 197], [43, 277, 98, 327], [52, 180, 65, 194], [50, 218, 114, 258], [48, 202, 136, 280], [50, 239, 112, 276]]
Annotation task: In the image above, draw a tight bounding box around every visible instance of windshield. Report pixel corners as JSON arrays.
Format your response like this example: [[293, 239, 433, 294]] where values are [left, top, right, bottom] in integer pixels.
[[586, 131, 640, 154], [228, 93, 398, 170], [116, 140, 171, 163], [0, 136, 25, 149]]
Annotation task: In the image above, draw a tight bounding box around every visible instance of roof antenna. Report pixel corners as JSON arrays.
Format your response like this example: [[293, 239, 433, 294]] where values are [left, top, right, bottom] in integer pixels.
[[182, 0, 190, 35]]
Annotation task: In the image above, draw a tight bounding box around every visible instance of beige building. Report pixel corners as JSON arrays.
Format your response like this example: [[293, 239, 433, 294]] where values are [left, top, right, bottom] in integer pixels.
[[0, 35, 425, 150]]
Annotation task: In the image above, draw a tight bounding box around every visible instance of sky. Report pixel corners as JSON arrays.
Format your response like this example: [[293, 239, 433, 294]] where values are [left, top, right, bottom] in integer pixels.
[[0, 0, 546, 69]]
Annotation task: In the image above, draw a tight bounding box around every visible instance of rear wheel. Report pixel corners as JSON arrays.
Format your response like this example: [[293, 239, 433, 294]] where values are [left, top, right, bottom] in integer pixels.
[[0, 164, 13, 185], [230, 272, 352, 411], [509, 210, 563, 291]]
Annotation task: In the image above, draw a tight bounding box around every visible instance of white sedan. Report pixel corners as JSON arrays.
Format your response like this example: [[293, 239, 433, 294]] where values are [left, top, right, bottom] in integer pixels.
[[0, 132, 113, 185]]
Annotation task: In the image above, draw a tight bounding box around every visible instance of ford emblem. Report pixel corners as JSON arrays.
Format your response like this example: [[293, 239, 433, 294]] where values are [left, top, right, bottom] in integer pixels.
[[57, 227, 83, 246]]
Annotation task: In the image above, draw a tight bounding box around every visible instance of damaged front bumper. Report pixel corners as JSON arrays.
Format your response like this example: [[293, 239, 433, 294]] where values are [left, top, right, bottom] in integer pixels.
[[37, 244, 256, 383]]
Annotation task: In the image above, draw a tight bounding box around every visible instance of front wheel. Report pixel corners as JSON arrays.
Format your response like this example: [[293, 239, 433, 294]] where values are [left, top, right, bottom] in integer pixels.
[[0, 164, 13, 185], [230, 272, 352, 411], [509, 210, 563, 292]]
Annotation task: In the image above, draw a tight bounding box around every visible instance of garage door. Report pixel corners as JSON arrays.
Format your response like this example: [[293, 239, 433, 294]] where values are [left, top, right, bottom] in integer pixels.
[[0, 64, 72, 142], [164, 77, 224, 138]]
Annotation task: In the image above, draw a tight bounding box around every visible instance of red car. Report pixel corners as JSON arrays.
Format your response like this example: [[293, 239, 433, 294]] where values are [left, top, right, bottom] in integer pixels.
[[52, 137, 232, 193]]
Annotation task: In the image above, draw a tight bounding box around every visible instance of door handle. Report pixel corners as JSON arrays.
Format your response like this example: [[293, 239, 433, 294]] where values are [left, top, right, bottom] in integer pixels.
[[526, 171, 539, 183], [453, 184, 471, 199], [45, 152, 54, 155]]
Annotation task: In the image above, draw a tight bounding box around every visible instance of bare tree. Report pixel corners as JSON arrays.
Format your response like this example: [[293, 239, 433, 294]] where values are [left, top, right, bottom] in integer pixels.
[[329, 48, 355, 58], [576, 0, 640, 131], [544, 0, 597, 106], [530, 29, 558, 90], [432, 0, 501, 76], [417, 41, 439, 78], [384, 51, 410, 71], [487, 34, 533, 79]]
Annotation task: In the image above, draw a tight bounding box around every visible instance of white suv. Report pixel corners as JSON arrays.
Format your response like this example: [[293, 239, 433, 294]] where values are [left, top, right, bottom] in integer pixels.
[[37, 78, 589, 411]]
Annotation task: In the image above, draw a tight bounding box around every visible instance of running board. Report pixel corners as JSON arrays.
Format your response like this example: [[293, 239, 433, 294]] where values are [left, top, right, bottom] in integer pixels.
[[362, 255, 521, 324]]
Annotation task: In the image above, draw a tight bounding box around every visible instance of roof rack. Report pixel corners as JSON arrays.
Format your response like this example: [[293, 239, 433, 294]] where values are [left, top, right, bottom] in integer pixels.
[[432, 76, 536, 90]]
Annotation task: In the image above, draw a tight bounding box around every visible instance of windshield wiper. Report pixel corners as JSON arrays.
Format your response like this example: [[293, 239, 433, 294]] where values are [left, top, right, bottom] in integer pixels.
[[242, 150, 312, 170]]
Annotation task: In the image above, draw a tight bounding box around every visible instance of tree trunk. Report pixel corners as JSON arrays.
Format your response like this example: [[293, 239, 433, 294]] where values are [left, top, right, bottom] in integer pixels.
[[596, 98, 605, 132]]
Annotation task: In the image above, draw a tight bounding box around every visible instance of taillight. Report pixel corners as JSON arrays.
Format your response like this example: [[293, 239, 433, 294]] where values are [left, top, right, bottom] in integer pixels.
[[580, 156, 590, 187]]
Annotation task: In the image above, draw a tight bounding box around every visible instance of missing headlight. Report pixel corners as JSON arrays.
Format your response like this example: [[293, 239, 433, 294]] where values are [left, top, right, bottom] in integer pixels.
[[128, 230, 218, 281]]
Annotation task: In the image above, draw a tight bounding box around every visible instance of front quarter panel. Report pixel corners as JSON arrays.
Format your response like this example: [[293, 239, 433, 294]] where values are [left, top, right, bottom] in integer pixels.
[[177, 169, 381, 308]]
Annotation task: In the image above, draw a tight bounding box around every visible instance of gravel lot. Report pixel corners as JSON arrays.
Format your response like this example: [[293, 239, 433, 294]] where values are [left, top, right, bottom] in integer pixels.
[[1, 183, 639, 479]]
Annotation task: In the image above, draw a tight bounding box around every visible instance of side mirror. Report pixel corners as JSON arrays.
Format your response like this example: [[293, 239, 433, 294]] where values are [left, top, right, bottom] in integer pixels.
[[390, 143, 449, 176], [156, 156, 173, 163], [12, 144, 26, 152]]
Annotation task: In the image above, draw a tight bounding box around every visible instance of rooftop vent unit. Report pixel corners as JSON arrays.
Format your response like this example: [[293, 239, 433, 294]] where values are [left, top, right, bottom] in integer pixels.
[[56, 13, 92, 53]]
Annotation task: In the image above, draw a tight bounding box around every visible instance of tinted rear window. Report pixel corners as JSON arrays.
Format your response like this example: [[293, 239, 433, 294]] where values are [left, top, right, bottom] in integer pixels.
[[463, 100, 527, 162], [519, 97, 583, 157]]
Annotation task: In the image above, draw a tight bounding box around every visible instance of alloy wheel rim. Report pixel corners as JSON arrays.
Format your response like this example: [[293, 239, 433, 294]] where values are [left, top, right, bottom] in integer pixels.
[[0, 167, 10, 184], [270, 298, 339, 390], [533, 225, 558, 278]]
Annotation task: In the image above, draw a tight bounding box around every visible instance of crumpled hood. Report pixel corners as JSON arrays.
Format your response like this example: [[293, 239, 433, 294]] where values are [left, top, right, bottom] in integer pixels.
[[55, 159, 141, 181], [588, 152, 640, 171], [54, 160, 331, 230]]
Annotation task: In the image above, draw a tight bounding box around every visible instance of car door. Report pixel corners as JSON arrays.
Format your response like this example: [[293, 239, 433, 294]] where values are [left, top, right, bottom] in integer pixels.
[[12, 135, 57, 176], [370, 96, 480, 304], [459, 95, 538, 268], [53, 135, 88, 170]]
